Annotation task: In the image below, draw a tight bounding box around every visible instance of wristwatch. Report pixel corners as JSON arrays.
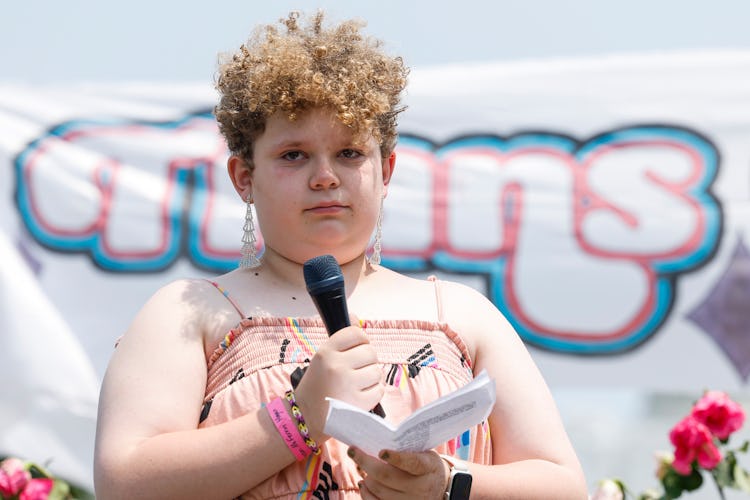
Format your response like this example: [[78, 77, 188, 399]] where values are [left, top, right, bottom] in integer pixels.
[[440, 454, 472, 500]]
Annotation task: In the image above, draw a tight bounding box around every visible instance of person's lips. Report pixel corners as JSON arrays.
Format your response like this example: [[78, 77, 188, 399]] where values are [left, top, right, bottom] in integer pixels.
[[306, 201, 348, 214]]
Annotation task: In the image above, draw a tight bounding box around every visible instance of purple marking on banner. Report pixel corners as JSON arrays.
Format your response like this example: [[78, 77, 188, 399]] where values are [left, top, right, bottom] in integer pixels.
[[687, 238, 750, 381], [16, 235, 43, 275]]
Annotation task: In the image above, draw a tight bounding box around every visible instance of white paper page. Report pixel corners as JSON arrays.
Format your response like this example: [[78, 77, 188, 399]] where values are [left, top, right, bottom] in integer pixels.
[[324, 370, 496, 457]]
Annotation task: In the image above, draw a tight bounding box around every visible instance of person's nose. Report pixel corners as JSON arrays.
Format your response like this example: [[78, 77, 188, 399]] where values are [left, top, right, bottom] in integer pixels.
[[309, 157, 340, 190]]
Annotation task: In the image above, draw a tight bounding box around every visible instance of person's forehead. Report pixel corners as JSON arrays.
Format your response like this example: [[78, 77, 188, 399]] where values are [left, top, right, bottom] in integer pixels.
[[263, 108, 374, 144]]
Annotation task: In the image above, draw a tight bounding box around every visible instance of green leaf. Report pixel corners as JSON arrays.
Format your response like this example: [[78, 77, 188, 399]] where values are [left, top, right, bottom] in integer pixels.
[[48, 479, 71, 500], [636, 488, 666, 500], [732, 465, 750, 492], [713, 456, 734, 488], [68, 482, 96, 500], [27, 462, 52, 479], [612, 478, 628, 493], [662, 468, 686, 498], [681, 468, 703, 492]]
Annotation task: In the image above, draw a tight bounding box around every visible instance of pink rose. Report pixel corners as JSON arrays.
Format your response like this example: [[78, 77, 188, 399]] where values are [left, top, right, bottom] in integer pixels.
[[19, 478, 54, 500], [669, 416, 722, 475], [692, 390, 745, 440], [0, 457, 31, 496]]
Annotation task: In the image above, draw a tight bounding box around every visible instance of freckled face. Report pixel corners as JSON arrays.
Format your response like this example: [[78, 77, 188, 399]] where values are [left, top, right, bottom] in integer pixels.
[[249, 108, 391, 264]]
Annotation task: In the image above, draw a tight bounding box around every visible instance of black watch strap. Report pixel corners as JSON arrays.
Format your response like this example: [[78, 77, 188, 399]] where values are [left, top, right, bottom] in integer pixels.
[[440, 454, 472, 500]]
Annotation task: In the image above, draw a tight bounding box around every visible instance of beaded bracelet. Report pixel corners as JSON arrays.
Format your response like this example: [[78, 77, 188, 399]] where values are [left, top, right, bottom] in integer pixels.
[[266, 396, 309, 460], [285, 389, 322, 456]]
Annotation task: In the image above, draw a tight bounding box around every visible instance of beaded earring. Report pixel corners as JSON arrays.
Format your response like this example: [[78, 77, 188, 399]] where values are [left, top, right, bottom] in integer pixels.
[[368, 196, 384, 266], [239, 196, 261, 269]]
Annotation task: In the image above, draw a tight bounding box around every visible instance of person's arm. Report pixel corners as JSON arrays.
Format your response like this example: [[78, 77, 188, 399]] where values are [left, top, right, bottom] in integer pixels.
[[93, 279, 295, 499], [444, 280, 588, 499], [94, 279, 383, 500], [352, 281, 588, 499]]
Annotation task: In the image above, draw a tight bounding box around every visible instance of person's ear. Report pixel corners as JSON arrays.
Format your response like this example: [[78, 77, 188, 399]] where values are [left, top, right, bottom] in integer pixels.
[[227, 155, 253, 201], [381, 151, 396, 196]]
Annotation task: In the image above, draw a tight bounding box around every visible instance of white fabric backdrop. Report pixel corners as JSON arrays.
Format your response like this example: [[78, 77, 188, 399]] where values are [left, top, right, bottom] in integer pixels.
[[1, 50, 749, 490]]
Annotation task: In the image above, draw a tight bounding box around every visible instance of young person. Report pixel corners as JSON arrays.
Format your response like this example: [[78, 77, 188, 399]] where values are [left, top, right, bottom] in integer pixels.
[[94, 11, 588, 499]]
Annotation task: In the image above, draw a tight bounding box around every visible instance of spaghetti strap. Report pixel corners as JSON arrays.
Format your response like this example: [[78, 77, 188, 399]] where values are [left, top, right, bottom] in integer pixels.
[[205, 280, 246, 320], [427, 275, 445, 323]]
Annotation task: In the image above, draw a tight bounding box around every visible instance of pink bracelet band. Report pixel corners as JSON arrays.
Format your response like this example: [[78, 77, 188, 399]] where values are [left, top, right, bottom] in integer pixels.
[[267, 397, 310, 461]]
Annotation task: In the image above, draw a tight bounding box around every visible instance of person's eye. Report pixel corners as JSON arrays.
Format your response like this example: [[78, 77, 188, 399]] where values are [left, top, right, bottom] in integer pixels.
[[281, 150, 305, 161], [340, 149, 363, 159]]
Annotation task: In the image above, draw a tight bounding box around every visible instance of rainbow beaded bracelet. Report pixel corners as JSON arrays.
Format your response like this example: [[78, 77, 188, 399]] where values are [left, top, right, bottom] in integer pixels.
[[285, 389, 321, 456]]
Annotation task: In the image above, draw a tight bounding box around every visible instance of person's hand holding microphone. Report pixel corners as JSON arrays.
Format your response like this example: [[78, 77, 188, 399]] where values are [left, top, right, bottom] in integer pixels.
[[291, 255, 386, 442]]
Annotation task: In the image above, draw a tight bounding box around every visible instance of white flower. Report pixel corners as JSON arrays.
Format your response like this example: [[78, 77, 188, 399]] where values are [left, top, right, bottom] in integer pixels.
[[590, 479, 624, 500]]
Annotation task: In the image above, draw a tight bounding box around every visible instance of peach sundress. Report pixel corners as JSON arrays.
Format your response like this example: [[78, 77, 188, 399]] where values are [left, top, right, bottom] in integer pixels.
[[199, 278, 492, 499]]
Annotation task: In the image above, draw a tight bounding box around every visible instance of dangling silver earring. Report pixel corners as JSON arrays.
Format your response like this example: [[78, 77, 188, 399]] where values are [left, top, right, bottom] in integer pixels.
[[240, 196, 261, 269], [368, 196, 384, 266]]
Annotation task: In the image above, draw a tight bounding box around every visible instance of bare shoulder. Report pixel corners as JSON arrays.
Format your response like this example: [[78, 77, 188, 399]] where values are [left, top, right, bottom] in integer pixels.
[[432, 279, 521, 362], [353, 267, 446, 320], [127, 278, 211, 330], [422, 275, 494, 318], [146, 277, 213, 308], [115, 277, 238, 353]]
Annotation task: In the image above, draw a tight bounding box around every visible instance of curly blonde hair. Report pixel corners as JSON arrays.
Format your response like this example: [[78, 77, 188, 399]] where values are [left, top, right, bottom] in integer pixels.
[[214, 11, 410, 166]]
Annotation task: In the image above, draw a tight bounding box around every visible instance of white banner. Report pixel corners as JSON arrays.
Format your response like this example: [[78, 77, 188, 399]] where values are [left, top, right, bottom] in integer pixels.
[[2, 50, 750, 487]]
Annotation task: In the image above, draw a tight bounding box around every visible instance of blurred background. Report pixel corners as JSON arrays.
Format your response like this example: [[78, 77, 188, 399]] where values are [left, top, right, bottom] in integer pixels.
[[3, 0, 750, 82], [2, 1, 750, 498]]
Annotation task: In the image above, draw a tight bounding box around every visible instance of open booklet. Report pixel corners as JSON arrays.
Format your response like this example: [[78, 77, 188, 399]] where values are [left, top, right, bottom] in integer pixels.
[[323, 370, 496, 457]]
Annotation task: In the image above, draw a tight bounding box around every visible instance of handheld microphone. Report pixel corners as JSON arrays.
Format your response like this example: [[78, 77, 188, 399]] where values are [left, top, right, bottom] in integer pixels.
[[303, 254, 351, 335], [300, 254, 385, 418]]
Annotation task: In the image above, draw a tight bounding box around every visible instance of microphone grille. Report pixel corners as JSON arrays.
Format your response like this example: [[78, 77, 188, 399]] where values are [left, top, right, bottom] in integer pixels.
[[303, 254, 342, 287]]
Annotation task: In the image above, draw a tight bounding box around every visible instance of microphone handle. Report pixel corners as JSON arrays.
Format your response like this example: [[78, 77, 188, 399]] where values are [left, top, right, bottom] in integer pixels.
[[291, 290, 386, 418], [314, 289, 351, 334]]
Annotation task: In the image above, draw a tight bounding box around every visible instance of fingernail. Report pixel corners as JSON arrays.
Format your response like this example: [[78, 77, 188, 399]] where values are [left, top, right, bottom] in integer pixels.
[[347, 447, 355, 458], [379, 450, 389, 460]]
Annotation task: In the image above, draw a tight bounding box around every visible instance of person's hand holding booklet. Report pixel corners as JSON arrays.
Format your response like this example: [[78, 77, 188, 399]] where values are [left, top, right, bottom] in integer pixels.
[[324, 370, 496, 457]]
